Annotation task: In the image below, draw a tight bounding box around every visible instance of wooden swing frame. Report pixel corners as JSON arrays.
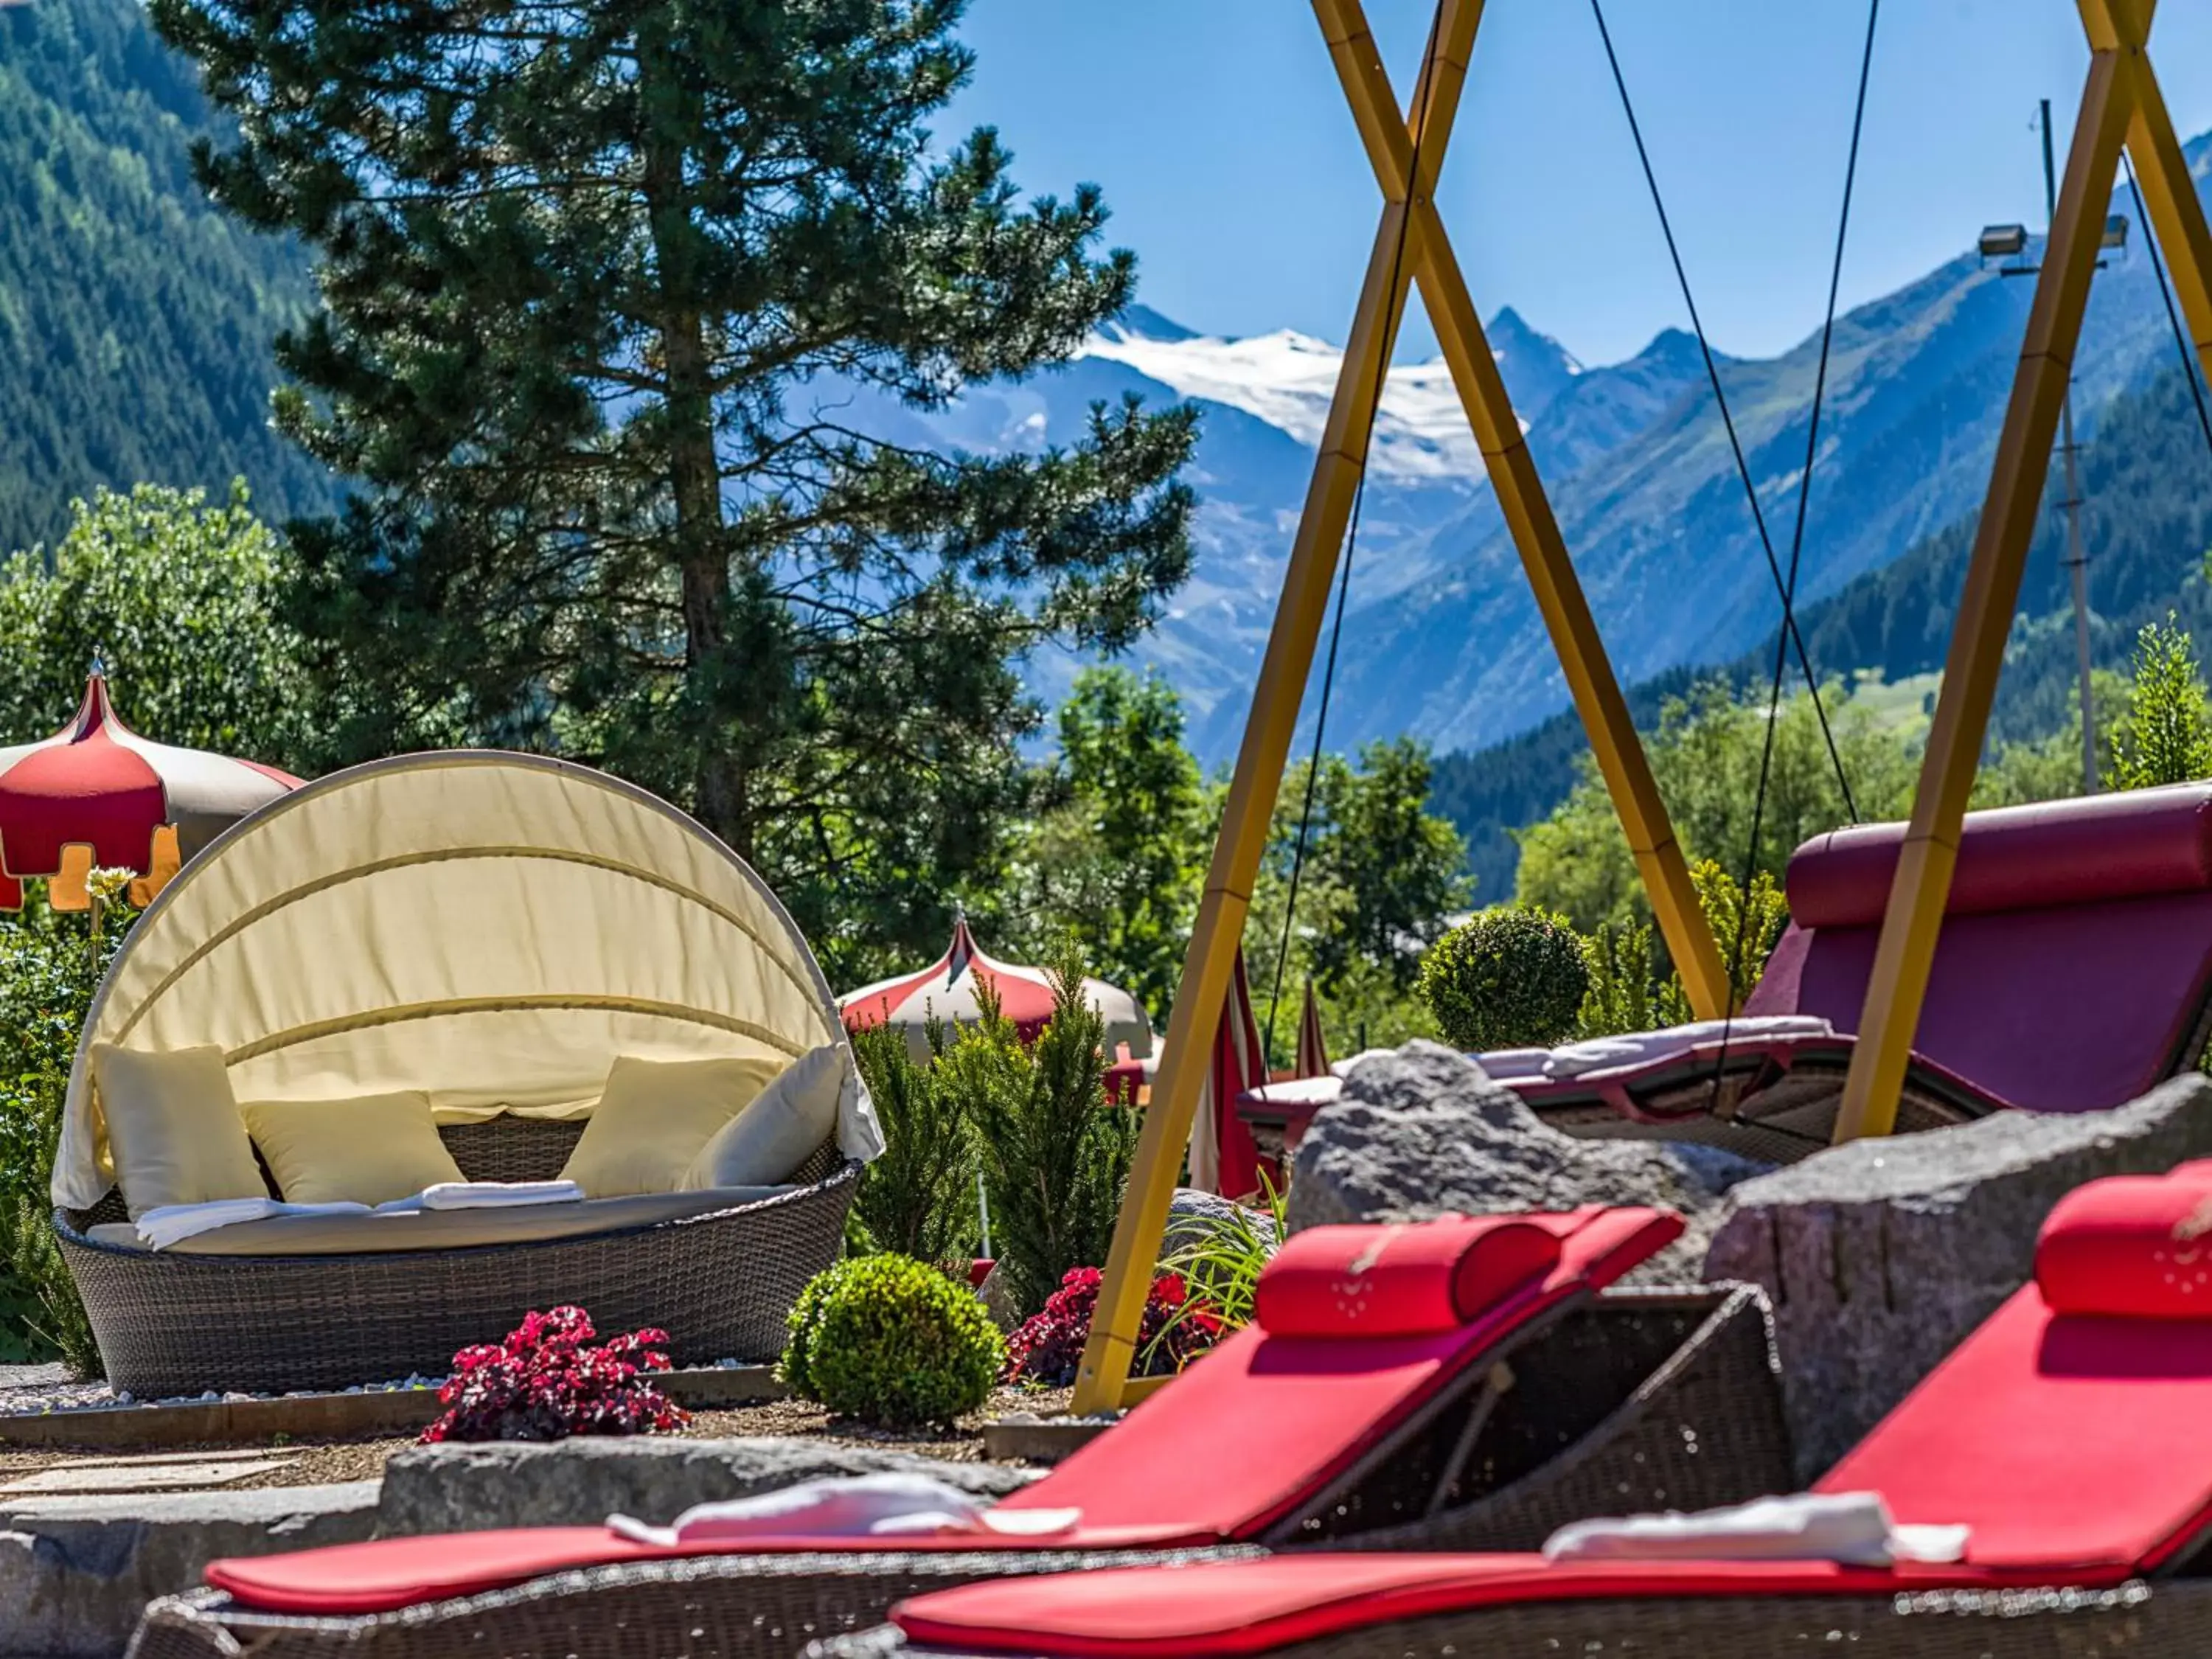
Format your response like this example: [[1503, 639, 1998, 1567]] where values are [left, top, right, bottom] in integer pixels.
[[1074, 0, 2212, 1413]]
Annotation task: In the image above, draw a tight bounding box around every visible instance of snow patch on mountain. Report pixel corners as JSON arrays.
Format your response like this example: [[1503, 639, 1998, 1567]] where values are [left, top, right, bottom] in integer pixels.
[[1081, 326, 1483, 481]]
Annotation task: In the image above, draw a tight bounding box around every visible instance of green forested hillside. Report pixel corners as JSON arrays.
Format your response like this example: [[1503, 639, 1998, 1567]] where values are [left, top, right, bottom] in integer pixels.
[[0, 0, 333, 554], [1434, 358, 2212, 898]]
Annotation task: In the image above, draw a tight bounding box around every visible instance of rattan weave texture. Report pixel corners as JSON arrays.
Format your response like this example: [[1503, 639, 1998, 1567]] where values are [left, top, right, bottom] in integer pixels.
[[59, 1118, 857, 1397]]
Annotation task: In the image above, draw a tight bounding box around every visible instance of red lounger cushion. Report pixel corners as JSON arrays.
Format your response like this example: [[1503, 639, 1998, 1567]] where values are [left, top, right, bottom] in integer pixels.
[[2035, 1173, 2212, 1321], [992, 1207, 1679, 1539], [1253, 1216, 1561, 1337], [206, 1206, 1683, 1615], [890, 1554, 2053, 1659]]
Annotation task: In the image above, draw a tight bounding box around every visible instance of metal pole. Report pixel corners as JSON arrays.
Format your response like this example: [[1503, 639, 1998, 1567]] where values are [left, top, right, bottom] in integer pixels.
[[2044, 97, 2098, 793]]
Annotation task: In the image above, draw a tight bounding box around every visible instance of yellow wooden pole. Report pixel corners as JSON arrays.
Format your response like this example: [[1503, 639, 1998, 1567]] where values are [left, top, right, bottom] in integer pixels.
[[1318, 0, 1731, 1019], [2085, 1, 2212, 391], [1068, 0, 1480, 1414], [1832, 46, 2132, 1143]]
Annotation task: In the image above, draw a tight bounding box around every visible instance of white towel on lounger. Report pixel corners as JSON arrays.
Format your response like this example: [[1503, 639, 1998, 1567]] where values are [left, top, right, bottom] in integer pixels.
[[402, 1180, 585, 1211], [134, 1197, 372, 1251], [1542, 1492, 1968, 1567], [607, 1474, 1082, 1546]]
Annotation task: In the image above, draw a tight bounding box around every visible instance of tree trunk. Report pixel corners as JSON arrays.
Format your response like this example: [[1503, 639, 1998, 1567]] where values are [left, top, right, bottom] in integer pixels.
[[639, 29, 746, 851]]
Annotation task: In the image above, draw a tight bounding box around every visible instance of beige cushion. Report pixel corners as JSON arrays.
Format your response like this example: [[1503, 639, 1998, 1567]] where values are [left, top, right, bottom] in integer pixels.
[[683, 1043, 845, 1190], [85, 1185, 798, 1256], [240, 1092, 465, 1207], [560, 1054, 787, 1197], [91, 1044, 265, 1220]]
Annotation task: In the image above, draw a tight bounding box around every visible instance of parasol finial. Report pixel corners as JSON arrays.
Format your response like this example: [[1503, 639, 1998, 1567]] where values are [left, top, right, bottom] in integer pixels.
[[88, 646, 107, 680]]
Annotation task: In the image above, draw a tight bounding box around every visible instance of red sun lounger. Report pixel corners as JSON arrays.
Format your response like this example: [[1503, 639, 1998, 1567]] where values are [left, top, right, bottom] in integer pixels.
[[1245, 785, 2212, 1166], [133, 1208, 1793, 1659], [821, 1167, 2212, 1659]]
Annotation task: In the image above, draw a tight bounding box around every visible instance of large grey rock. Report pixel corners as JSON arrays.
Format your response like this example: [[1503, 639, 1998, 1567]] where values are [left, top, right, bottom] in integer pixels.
[[1286, 1041, 1769, 1279], [1163, 1188, 1278, 1258], [0, 1481, 379, 1658], [378, 1436, 1040, 1535], [1706, 1074, 2212, 1480]]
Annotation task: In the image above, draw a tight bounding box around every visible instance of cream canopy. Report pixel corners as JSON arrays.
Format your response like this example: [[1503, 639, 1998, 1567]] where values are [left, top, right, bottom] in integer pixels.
[[55, 752, 882, 1208]]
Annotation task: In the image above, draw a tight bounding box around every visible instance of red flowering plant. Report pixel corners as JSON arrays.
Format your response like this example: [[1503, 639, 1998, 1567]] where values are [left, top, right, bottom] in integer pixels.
[[1002, 1267, 1223, 1387], [418, 1305, 692, 1444]]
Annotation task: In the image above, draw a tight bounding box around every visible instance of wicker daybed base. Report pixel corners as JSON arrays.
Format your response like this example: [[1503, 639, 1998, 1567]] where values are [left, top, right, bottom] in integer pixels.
[[817, 1577, 2211, 1659], [58, 1117, 860, 1398], [124, 1284, 1792, 1659]]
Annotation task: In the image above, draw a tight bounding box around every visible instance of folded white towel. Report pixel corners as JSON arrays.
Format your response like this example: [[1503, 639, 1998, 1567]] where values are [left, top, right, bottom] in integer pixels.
[[1472, 1047, 1556, 1081], [607, 1474, 1082, 1547], [134, 1197, 372, 1251], [1540, 1016, 1836, 1081], [1542, 1492, 1968, 1567], [415, 1180, 585, 1211]]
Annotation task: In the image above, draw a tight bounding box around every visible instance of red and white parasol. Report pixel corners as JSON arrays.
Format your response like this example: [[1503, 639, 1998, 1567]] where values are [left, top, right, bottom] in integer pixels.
[[1185, 946, 1274, 1202], [0, 667, 300, 911], [840, 911, 1154, 1065]]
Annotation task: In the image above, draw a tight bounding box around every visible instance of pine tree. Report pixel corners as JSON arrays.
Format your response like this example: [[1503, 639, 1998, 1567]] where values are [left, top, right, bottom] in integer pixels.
[[153, 0, 1197, 975]]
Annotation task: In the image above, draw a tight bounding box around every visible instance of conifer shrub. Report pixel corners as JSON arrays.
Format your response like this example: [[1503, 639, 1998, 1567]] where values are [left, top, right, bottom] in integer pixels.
[[849, 1015, 976, 1265], [939, 947, 1136, 1318], [1418, 906, 1590, 1051], [780, 1255, 1003, 1427]]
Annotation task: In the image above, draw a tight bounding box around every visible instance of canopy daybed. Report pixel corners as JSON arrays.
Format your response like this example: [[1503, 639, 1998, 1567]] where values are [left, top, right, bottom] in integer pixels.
[[52, 752, 881, 1397]]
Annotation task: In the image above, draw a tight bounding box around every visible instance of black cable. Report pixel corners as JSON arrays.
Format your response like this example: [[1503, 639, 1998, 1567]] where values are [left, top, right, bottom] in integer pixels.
[[1590, 0, 1860, 827], [2124, 153, 2212, 470], [1711, 0, 1879, 1093], [1264, 13, 1439, 1061]]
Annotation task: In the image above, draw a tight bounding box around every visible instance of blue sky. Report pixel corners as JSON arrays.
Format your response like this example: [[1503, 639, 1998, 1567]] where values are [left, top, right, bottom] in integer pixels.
[[945, 0, 2212, 367]]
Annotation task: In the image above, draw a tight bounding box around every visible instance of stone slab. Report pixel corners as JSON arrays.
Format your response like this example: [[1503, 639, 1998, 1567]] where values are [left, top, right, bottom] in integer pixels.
[[0, 1365, 781, 1453], [379, 1436, 1043, 1536], [0, 1481, 380, 1659], [29, 1447, 304, 1470], [978, 1416, 1117, 1465], [0, 1458, 294, 1495]]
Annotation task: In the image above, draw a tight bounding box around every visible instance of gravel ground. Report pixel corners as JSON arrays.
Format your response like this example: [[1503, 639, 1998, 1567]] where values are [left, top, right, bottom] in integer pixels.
[[0, 1387, 1076, 1492]]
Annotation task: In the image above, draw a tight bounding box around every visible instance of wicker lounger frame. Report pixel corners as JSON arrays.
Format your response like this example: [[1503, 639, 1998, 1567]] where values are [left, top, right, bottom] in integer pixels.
[[126, 1284, 1794, 1659], [815, 1576, 2212, 1659], [57, 1118, 859, 1398], [1525, 981, 2212, 1166]]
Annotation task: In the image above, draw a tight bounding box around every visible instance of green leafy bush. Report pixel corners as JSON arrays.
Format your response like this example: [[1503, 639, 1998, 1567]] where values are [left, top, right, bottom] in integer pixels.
[[2107, 614, 2212, 790], [779, 1255, 1003, 1428], [1417, 907, 1590, 1051], [0, 886, 133, 1371], [1147, 1179, 1286, 1364], [849, 1018, 976, 1266]]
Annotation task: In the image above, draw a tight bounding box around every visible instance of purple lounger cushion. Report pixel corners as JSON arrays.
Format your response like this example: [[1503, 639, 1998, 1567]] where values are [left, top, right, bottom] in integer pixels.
[[1750, 783, 2212, 1114]]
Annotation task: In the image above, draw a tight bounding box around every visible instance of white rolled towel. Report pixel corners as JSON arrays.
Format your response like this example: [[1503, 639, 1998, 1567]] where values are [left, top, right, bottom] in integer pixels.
[[1543, 1492, 1968, 1567], [414, 1180, 585, 1211], [608, 1473, 1081, 1547]]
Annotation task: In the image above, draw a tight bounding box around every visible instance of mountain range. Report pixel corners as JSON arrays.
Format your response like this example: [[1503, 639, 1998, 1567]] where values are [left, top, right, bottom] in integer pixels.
[[916, 135, 2212, 763]]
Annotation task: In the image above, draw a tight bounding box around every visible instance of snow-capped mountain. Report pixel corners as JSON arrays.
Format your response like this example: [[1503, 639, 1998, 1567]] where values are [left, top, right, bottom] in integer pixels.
[[891, 133, 2212, 765], [1084, 303, 1582, 483]]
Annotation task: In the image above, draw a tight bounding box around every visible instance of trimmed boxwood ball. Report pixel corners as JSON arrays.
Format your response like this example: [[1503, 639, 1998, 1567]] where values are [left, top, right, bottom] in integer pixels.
[[779, 1255, 1004, 1427], [1419, 905, 1590, 1051]]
